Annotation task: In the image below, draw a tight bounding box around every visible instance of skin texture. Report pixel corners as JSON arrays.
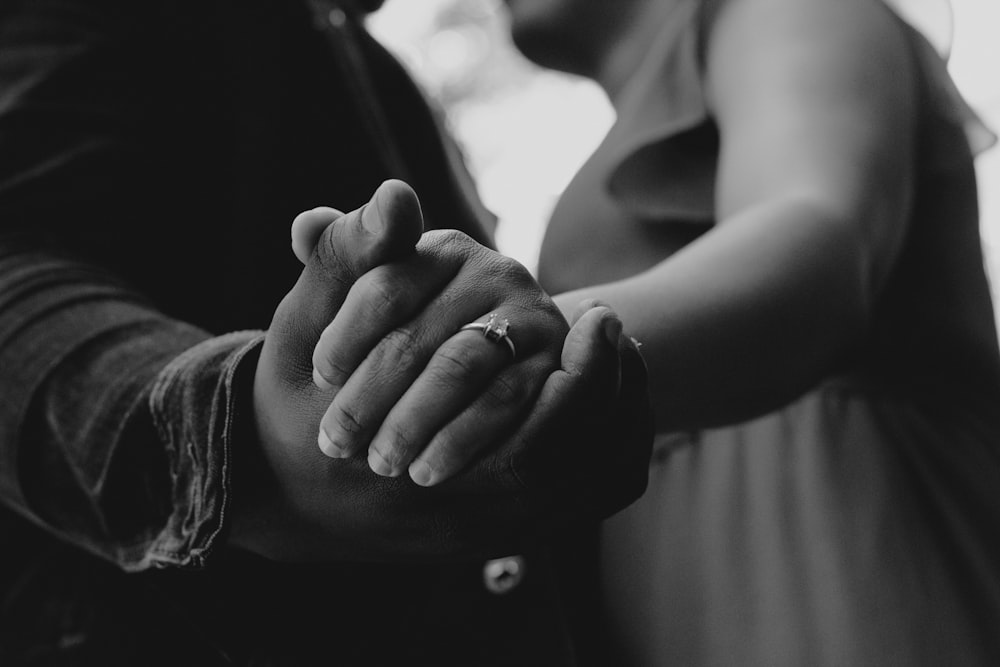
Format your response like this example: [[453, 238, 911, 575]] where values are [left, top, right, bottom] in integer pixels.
[[304, 185, 568, 486], [230, 181, 652, 561]]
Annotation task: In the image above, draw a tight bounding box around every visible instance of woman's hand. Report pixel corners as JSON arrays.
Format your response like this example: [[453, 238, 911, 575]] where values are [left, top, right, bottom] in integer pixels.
[[298, 181, 571, 486], [235, 180, 650, 562]]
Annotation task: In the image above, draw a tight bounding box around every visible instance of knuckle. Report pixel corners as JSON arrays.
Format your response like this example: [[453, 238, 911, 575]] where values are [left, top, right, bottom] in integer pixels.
[[421, 229, 477, 261], [329, 400, 366, 437], [371, 326, 423, 374], [425, 228, 471, 248], [488, 261, 557, 321], [484, 373, 526, 409], [378, 426, 416, 465], [521, 294, 562, 327], [313, 329, 352, 384], [498, 255, 533, 282], [488, 254, 533, 289], [357, 269, 406, 321], [432, 342, 481, 385], [316, 226, 355, 288]]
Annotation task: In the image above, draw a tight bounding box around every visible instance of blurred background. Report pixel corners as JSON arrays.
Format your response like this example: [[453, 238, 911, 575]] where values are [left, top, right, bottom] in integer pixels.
[[367, 0, 1000, 321]]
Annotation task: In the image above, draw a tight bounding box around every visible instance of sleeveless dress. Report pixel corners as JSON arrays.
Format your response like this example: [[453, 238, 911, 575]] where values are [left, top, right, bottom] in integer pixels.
[[537, 1, 1000, 664]]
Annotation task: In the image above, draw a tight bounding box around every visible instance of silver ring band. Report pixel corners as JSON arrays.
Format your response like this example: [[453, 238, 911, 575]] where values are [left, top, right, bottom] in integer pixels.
[[459, 313, 516, 359]]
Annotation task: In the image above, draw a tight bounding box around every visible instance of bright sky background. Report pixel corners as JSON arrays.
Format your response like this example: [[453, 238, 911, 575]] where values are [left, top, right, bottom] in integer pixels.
[[370, 0, 1000, 321]]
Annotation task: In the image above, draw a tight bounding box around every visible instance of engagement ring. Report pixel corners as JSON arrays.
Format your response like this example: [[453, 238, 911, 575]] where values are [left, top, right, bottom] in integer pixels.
[[459, 313, 516, 359]]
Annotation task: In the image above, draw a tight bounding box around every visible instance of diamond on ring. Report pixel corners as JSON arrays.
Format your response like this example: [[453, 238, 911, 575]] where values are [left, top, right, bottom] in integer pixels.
[[483, 313, 509, 342], [459, 313, 516, 359]]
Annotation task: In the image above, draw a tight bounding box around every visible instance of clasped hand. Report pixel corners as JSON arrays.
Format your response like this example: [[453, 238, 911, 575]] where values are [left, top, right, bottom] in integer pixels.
[[241, 181, 651, 561]]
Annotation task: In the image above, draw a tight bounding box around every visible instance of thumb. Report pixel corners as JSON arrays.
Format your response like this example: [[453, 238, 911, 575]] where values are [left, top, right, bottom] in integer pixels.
[[511, 306, 651, 522], [291, 206, 344, 265], [561, 305, 622, 394], [508, 306, 622, 477], [293, 180, 424, 331], [311, 179, 424, 282]]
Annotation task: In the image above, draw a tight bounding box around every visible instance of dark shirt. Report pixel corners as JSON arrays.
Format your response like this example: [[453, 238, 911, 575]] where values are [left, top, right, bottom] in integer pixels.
[[0, 0, 579, 664]]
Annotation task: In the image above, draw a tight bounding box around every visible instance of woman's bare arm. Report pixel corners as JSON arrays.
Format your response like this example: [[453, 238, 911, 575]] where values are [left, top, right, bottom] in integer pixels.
[[554, 0, 916, 429]]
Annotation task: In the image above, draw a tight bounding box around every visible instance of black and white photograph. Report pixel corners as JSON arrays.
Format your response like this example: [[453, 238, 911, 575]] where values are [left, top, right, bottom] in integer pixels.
[[2, 0, 999, 664]]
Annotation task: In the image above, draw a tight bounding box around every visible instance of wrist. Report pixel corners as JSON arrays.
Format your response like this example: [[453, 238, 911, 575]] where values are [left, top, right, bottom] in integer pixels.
[[225, 337, 289, 558]]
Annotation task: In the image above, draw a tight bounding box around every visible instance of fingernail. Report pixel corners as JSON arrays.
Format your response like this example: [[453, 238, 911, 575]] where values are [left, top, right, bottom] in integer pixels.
[[361, 186, 387, 235], [368, 448, 396, 477], [603, 316, 623, 348], [409, 460, 435, 487], [313, 367, 334, 391], [318, 429, 348, 458]]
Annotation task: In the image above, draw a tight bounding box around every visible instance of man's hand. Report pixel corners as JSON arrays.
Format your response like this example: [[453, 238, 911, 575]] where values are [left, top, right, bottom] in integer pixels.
[[307, 219, 569, 487], [233, 180, 560, 561], [230, 180, 652, 562], [306, 182, 653, 524]]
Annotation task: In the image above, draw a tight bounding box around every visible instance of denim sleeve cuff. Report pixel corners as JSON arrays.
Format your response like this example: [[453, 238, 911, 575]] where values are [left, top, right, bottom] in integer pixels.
[[143, 330, 266, 571]]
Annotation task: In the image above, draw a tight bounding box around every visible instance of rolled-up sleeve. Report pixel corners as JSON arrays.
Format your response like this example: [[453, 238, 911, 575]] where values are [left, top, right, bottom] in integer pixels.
[[147, 330, 265, 569], [0, 248, 264, 571], [0, 0, 263, 572]]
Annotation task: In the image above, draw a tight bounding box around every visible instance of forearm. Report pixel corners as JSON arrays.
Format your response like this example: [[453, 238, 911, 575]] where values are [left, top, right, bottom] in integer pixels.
[[554, 197, 870, 430], [0, 244, 262, 570]]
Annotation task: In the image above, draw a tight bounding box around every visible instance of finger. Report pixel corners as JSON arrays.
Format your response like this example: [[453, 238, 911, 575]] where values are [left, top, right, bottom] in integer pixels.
[[314, 238, 504, 457], [318, 300, 529, 461], [563, 306, 622, 392], [362, 320, 521, 477], [315, 241, 561, 460], [506, 306, 625, 480], [291, 206, 344, 265], [310, 245, 463, 392], [313, 262, 473, 459], [320, 327, 513, 466], [404, 363, 537, 487], [568, 298, 613, 326], [310, 229, 521, 392], [312, 179, 423, 278], [551, 308, 653, 518], [415, 306, 622, 488], [296, 180, 424, 333], [368, 310, 557, 483]]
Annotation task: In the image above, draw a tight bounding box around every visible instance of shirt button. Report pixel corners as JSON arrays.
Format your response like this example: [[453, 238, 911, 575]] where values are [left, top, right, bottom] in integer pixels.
[[328, 8, 347, 27], [482, 555, 526, 595]]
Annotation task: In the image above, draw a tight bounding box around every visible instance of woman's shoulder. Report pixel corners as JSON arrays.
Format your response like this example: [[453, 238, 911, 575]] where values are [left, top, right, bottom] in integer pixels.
[[703, 0, 993, 158], [702, 0, 914, 84]]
